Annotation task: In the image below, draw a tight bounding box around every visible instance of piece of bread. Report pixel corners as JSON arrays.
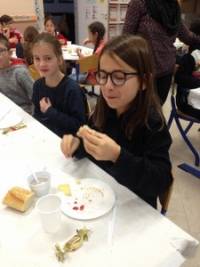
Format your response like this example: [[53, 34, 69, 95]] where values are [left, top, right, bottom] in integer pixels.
[[77, 125, 95, 138], [3, 187, 34, 212]]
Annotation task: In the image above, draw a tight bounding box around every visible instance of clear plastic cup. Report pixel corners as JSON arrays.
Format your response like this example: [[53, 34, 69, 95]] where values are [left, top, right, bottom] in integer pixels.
[[36, 194, 61, 233]]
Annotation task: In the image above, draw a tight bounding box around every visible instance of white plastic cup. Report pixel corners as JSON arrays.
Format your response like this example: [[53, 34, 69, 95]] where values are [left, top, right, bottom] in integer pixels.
[[28, 171, 51, 197], [67, 41, 72, 46], [36, 194, 61, 233]]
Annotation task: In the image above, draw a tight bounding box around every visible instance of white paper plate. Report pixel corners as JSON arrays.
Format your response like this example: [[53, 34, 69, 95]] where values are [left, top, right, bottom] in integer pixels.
[[60, 178, 115, 220], [0, 113, 22, 129]]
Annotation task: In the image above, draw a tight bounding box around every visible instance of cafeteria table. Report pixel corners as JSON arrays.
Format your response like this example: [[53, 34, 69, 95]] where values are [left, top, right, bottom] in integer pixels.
[[0, 93, 199, 267]]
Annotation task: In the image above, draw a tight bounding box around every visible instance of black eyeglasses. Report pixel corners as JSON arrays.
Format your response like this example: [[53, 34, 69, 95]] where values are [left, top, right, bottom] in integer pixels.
[[95, 70, 139, 86]]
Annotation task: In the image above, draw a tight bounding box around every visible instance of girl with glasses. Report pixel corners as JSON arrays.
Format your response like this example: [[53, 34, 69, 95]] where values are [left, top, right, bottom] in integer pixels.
[[61, 34, 173, 208]]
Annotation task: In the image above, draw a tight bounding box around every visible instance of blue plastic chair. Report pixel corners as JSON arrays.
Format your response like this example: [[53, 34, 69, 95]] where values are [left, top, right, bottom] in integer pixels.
[[167, 83, 200, 166]]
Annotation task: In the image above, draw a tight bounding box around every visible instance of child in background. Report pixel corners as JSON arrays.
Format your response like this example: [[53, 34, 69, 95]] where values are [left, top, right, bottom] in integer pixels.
[[74, 21, 106, 84], [175, 19, 200, 120], [32, 33, 86, 137], [0, 35, 33, 114], [17, 26, 39, 65], [61, 35, 173, 208], [0, 15, 22, 48], [16, 26, 40, 81], [44, 15, 67, 45]]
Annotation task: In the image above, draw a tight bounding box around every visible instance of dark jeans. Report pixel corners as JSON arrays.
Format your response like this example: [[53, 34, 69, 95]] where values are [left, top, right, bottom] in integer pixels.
[[156, 73, 173, 105]]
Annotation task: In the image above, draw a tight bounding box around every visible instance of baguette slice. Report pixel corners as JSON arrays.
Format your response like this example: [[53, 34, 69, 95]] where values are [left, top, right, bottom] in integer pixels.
[[77, 125, 95, 137], [3, 186, 34, 212]]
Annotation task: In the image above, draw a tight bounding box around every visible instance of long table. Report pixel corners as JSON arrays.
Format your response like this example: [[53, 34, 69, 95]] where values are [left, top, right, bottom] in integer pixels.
[[0, 93, 199, 267], [11, 44, 93, 61], [62, 44, 93, 61]]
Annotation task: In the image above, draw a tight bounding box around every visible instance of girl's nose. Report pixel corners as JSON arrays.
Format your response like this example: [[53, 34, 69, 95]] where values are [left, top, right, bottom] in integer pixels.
[[39, 60, 46, 67], [104, 75, 115, 90]]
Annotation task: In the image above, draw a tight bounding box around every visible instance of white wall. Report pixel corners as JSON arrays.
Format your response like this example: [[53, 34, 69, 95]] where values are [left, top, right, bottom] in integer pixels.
[[0, 0, 44, 33], [0, 0, 35, 16]]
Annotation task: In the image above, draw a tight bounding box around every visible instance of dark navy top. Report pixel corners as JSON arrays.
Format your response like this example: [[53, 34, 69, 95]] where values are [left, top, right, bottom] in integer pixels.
[[32, 76, 86, 137]]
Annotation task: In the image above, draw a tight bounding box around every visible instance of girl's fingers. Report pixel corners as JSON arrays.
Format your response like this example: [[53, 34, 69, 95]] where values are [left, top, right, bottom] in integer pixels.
[[83, 131, 102, 145], [83, 139, 98, 155], [61, 135, 72, 157]]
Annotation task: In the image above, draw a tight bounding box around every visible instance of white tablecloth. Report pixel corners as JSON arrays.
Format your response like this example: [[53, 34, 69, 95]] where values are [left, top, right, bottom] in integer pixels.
[[0, 93, 198, 267]]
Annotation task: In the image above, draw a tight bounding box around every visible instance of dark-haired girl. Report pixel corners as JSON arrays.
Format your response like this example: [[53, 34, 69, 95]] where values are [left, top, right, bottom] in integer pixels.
[[72, 21, 106, 84], [61, 34, 173, 208]]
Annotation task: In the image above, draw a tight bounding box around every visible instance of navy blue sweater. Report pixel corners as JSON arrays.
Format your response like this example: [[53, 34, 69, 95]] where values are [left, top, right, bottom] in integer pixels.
[[32, 76, 86, 137], [75, 109, 173, 208]]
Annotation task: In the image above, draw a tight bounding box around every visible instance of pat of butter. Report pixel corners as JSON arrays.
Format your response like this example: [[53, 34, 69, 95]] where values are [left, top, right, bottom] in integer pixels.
[[58, 184, 71, 196]]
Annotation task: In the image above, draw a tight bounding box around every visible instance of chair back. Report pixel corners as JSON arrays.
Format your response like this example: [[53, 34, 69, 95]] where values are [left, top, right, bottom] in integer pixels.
[[28, 64, 40, 80], [78, 54, 99, 74], [167, 70, 200, 166]]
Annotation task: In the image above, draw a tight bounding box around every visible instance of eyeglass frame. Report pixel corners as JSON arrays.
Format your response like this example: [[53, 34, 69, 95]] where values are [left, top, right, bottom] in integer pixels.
[[95, 69, 139, 86]]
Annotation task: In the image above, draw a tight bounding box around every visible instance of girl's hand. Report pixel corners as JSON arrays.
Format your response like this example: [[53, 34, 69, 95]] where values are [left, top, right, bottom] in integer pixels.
[[40, 97, 52, 113], [83, 38, 90, 45], [78, 128, 121, 162], [61, 135, 80, 157]]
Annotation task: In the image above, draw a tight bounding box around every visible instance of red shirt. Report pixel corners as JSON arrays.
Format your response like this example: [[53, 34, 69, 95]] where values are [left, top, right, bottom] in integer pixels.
[[9, 29, 22, 48], [56, 32, 68, 45]]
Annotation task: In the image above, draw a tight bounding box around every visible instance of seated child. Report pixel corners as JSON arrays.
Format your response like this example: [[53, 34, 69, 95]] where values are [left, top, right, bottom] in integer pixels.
[[16, 26, 39, 65], [0, 34, 33, 114], [16, 26, 40, 80], [32, 33, 86, 137], [70, 21, 106, 84], [0, 15, 22, 48], [44, 15, 68, 46], [175, 19, 200, 120], [61, 34, 173, 208]]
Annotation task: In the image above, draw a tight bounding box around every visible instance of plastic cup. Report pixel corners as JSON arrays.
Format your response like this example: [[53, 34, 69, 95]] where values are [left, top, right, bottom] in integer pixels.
[[36, 194, 61, 233], [28, 171, 51, 197]]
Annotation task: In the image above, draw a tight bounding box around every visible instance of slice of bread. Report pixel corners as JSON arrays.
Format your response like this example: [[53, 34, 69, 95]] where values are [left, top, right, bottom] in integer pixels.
[[3, 186, 34, 212]]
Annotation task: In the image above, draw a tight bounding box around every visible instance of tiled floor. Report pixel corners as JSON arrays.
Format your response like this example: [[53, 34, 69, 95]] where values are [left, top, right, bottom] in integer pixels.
[[88, 93, 200, 266]]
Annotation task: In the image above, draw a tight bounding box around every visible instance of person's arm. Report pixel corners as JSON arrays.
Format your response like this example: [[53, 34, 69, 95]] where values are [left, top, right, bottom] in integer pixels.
[[75, 120, 172, 198], [123, 0, 144, 34], [112, 123, 172, 197], [178, 22, 200, 46], [45, 84, 86, 134]]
